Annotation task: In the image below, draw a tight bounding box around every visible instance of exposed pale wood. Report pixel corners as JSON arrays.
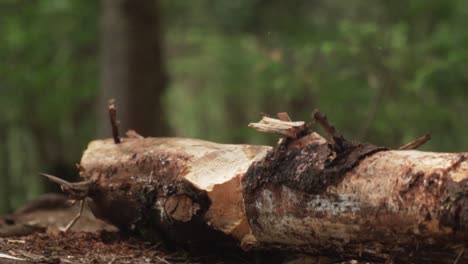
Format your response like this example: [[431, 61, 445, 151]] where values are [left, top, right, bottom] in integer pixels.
[[277, 112, 292, 122], [80, 137, 270, 241], [248, 116, 306, 138]]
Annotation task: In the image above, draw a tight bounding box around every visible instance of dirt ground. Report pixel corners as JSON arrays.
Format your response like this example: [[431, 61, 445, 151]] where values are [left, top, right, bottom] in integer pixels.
[[0, 231, 272, 264], [0, 231, 179, 263], [0, 194, 330, 264]]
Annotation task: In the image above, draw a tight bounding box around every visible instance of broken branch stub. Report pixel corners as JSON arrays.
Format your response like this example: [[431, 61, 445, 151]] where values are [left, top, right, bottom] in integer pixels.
[[398, 134, 431, 150], [108, 99, 121, 144], [40, 173, 93, 200]]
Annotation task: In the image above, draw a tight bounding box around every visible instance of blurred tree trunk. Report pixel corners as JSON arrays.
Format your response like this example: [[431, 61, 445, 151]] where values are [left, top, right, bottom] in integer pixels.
[[0, 135, 11, 213], [98, 0, 170, 138]]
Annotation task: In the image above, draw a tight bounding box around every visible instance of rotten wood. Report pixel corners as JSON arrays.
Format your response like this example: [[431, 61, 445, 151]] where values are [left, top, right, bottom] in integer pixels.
[[46, 112, 468, 263]]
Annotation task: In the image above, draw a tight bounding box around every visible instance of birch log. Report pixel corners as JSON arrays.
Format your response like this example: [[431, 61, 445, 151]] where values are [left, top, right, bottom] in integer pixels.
[[54, 115, 468, 263]]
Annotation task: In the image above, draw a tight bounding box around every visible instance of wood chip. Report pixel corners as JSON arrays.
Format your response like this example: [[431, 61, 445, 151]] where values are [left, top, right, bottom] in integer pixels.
[[249, 116, 306, 138], [6, 239, 25, 244], [0, 252, 25, 261]]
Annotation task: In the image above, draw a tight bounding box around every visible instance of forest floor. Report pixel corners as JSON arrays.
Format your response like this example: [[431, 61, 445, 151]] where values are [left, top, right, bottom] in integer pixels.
[[0, 231, 261, 264], [0, 193, 332, 264]]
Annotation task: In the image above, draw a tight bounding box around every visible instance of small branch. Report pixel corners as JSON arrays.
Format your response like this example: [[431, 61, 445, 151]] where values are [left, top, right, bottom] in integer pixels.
[[249, 116, 306, 139], [398, 134, 431, 150], [312, 110, 337, 145], [41, 173, 77, 189], [108, 99, 121, 144], [41, 173, 92, 233], [61, 200, 85, 233], [454, 247, 465, 264], [40, 173, 92, 200]]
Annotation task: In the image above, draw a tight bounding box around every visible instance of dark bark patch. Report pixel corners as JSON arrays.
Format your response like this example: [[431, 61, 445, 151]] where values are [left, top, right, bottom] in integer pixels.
[[84, 147, 221, 246], [242, 138, 386, 196], [439, 178, 468, 232], [438, 155, 468, 232], [399, 170, 425, 195], [444, 155, 467, 177]]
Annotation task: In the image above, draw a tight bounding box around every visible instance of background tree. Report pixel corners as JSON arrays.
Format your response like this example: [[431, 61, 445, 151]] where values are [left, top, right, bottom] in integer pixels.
[[0, 0, 467, 214], [0, 0, 98, 213], [164, 0, 468, 150], [99, 0, 169, 137]]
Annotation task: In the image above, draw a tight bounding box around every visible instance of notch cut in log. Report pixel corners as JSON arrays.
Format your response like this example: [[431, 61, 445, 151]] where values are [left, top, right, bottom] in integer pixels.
[[45, 111, 468, 263]]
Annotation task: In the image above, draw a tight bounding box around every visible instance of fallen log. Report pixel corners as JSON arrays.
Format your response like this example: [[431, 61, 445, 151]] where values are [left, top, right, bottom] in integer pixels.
[[46, 111, 468, 263]]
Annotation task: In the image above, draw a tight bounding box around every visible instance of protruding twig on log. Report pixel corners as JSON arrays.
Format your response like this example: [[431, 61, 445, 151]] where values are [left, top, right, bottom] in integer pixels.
[[40, 173, 92, 200], [108, 99, 121, 144], [61, 200, 85, 233], [248, 116, 306, 139], [454, 247, 466, 264], [311, 110, 354, 158], [40, 173, 93, 232], [312, 110, 337, 145], [398, 134, 431, 150]]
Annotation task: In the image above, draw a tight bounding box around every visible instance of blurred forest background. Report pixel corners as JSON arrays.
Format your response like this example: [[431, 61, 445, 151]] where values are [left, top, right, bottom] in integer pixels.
[[0, 0, 467, 214]]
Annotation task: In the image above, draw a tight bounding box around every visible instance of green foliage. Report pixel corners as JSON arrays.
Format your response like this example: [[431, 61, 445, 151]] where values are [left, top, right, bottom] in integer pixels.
[[0, 0, 98, 212], [0, 0, 467, 213], [163, 0, 468, 151]]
